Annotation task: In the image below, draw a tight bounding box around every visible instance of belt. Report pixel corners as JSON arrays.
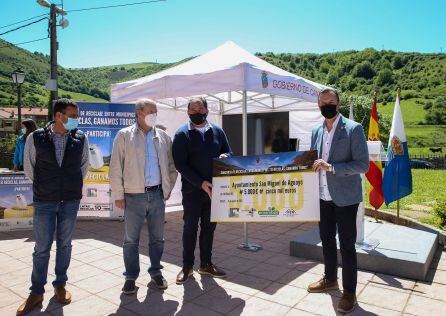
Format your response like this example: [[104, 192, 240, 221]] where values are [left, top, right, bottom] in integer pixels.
[[145, 184, 162, 191]]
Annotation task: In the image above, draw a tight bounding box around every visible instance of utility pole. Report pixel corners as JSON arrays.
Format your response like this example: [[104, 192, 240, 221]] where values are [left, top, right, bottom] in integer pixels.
[[17, 84, 22, 132], [49, 3, 58, 120]]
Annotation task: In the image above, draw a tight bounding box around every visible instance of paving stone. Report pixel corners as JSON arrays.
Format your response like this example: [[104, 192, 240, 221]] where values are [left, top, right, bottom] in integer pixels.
[[357, 284, 410, 312], [404, 294, 446, 316]]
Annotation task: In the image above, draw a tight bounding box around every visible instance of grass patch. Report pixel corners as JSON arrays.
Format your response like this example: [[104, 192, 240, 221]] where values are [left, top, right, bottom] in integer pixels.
[[406, 125, 446, 150], [409, 147, 446, 156], [378, 99, 446, 152], [58, 89, 107, 102], [365, 169, 446, 229], [378, 98, 427, 125]]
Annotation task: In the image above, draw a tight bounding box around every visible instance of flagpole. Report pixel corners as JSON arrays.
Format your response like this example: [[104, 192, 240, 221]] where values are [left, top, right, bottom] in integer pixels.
[[373, 91, 379, 223], [396, 88, 401, 225]]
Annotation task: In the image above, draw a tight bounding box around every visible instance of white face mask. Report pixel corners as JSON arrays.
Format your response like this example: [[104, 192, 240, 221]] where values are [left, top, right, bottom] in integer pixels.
[[144, 113, 157, 127]]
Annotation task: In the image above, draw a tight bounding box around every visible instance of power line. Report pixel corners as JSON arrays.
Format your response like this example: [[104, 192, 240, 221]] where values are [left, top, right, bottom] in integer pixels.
[[0, 0, 164, 29], [0, 17, 48, 36], [0, 13, 48, 29], [0, 0, 165, 50], [66, 0, 166, 13], [0, 37, 49, 49]]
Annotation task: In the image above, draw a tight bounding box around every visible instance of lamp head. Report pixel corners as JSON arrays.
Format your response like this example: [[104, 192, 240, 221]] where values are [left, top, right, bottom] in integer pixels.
[[12, 69, 26, 85], [36, 0, 51, 8]]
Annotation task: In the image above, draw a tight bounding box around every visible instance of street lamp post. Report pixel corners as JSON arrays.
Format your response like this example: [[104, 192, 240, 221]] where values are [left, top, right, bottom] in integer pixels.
[[11, 69, 26, 134]]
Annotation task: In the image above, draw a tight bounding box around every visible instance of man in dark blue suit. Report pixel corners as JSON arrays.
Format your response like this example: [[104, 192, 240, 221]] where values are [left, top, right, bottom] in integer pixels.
[[172, 97, 232, 285], [307, 88, 369, 314]]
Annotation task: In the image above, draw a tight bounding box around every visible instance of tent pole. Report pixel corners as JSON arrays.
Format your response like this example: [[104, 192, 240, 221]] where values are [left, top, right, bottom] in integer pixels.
[[238, 90, 262, 252]]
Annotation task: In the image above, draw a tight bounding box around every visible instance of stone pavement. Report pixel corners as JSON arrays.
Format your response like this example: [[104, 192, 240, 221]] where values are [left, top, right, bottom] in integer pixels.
[[0, 212, 445, 316]]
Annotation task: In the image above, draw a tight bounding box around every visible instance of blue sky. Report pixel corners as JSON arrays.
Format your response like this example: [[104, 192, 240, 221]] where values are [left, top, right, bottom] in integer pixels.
[[1, 0, 445, 68]]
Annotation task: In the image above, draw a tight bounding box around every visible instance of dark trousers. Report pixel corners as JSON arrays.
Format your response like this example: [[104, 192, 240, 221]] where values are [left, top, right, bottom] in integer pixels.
[[182, 189, 217, 268], [319, 199, 358, 294]]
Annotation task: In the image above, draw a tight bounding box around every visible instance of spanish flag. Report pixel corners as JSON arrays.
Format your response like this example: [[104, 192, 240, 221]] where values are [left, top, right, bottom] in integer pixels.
[[365, 95, 384, 209]]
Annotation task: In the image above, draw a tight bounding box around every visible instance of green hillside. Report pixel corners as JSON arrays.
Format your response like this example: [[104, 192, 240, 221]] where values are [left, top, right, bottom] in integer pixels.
[[0, 38, 182, 107], [1, 39, 445, 154]]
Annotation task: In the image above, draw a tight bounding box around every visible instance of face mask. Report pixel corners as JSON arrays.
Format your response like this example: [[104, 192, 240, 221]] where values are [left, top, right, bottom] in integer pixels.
[[320, 104, 338, 119], [189, 113, 207, 125], [63, 117, 79, 131], [21, 128, 27, 135], [144, 113, 157, 127]]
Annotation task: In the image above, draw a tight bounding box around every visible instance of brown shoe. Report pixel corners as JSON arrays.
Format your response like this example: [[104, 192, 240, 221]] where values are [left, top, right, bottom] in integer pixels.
[[198, 263, 226, 278], [307, 276, 339, 293], [176, 267, 193, 285], [54, 285, 72, 305], [16, 293, 43, 316], [337, 292, 357, 314]]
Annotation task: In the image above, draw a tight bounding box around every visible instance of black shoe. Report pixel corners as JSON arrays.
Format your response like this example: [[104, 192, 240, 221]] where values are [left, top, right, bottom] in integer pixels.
[[176, 267, 193, 285], [151, 275, 168, 290], [198, 263, 227, 278], [122, 280, 136, 295]]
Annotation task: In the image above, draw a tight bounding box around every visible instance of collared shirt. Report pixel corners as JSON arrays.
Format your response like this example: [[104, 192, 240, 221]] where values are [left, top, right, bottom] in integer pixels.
[[51, 127, 69, 166], [144, 128, 161, 186], [319, 114, 340, 201], [23, 125, 90, 181], [188, 121, 212, 141]]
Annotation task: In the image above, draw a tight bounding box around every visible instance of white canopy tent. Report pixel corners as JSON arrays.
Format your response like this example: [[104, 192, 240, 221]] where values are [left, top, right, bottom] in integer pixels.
[[111, 41, 326, 149], [110, 41, 328, 249]]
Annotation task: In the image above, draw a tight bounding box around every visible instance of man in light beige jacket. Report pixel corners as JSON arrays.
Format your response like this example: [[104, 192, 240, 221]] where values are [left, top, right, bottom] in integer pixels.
[[110, 99, 177, 294]]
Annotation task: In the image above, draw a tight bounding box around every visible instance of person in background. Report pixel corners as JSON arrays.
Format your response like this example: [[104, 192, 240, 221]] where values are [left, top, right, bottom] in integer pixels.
[[110, 99, 177, 294], [271, 129, 288, 153], [307, 88, 369, 314], [172, 97, 232, 285], [17, 99, 89, 316], [13, 119, 37, 171]]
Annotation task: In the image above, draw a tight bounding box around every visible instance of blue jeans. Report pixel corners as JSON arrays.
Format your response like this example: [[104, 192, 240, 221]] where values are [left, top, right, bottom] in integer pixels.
[[123, 189, 165, 280], [30, 200, 80, 295]]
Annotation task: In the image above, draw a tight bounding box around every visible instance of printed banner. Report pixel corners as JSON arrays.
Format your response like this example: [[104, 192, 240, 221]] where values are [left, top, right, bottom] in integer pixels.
[[77, 102, 135, 218], [211, 151, 320, 222], [0, 172, 33, 231]]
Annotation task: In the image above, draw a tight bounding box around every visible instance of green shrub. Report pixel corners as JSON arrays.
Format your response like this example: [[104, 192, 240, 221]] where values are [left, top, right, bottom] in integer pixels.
[[434, 196, 446, 229]]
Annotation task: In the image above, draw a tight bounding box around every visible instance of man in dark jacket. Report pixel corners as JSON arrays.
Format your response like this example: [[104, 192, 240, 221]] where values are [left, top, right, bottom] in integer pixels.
[[172, 97, 232, 284], [17, 99, 89, 316]]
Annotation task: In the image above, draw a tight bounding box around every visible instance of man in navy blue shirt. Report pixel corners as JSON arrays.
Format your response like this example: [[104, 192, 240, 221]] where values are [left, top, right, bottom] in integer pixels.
[[172, 97, 232, 284]]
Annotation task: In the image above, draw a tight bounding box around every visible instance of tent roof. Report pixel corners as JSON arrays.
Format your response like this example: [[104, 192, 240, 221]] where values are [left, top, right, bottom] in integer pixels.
[[111, 41, 326, 105]]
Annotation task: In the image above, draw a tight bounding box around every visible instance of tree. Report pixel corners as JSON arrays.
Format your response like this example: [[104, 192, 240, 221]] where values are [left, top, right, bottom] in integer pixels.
[[352, 61, 376, 79], [339, 93, 391, 144], [375, 69, 394, 86], [326, 71, 339, 85], [392, 55, 405, 69], [426, 97, 446, 124], [319, 61, 330, 74]]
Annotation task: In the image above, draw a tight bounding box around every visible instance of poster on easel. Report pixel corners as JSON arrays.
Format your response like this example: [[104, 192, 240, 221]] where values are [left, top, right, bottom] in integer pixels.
[[0, 172, 33, 231], [77, 102, 136, 219]]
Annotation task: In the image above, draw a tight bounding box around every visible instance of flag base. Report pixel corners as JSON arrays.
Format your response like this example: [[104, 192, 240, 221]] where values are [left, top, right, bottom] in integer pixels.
[[355, 238, 380, 251], [290, 220, 438, 280], [238, 243, 262, 252]]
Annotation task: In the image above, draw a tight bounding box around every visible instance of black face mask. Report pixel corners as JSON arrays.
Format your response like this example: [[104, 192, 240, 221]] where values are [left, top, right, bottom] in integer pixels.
[[320, 104, 338, 119], [189, 113, 207, 125]]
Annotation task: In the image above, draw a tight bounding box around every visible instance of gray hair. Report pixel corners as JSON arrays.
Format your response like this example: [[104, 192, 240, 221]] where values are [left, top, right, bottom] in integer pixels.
[[318, 87, 339, 103], [135, 98, 157, 113]]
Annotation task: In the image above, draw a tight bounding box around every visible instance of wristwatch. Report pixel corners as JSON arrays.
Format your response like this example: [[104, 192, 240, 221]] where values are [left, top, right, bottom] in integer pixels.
[[328, 164, 333, 173]]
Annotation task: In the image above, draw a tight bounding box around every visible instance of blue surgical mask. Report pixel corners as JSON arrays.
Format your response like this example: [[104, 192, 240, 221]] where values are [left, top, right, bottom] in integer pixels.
[[63, 117, 79, 131], [21, 128, 26, 135]]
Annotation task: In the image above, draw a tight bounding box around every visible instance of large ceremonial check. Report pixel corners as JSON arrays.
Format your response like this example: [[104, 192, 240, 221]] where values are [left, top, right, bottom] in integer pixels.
[[211, 151, 320, 222]]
